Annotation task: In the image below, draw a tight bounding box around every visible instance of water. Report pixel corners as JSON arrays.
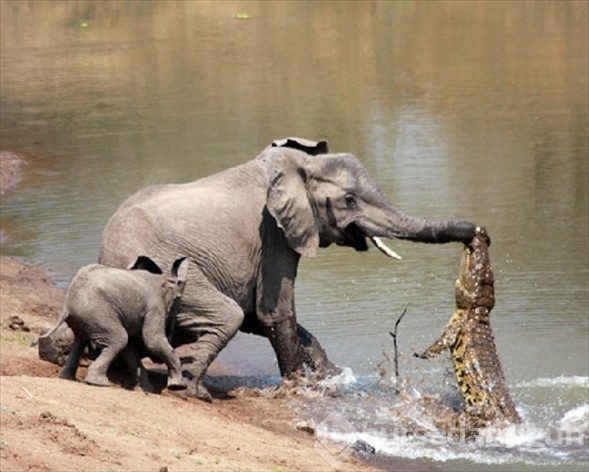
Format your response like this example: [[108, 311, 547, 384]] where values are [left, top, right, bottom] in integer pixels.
[[1, 1, 587, 469], [287, 371, 589, 471]]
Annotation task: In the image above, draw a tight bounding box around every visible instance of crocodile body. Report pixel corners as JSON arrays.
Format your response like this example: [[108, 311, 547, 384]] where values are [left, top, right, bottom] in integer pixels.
[[416, 227, 520, 429]]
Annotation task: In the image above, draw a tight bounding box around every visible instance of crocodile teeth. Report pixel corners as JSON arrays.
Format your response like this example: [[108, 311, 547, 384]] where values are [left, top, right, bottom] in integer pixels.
[[370, 237, 402, 260]]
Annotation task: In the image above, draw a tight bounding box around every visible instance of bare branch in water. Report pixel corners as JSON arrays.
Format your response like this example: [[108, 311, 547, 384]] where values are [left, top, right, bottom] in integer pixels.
[[389, 307, 408, 388]]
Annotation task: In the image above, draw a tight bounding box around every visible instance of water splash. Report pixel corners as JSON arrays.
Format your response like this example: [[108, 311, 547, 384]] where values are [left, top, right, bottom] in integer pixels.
[[515, 376, 589, 389], [290, 373, 589, 469], [558, 405, 589, 435]]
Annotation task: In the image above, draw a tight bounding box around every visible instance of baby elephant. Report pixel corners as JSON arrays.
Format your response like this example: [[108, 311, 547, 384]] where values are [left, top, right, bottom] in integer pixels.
[[38, 256, 189, 391]]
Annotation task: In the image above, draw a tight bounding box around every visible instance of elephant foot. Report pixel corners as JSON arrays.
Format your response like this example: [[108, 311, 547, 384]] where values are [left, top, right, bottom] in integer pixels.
[[183, 381, 212, 403], [137, 373, 157, 393], [167, 377, 188, 391], [58, 369, 76, 381], [314, 362, 343, 380], [84, 373, 111, 387], [135, 378, 157, 393], [297, 324, 342, 378]]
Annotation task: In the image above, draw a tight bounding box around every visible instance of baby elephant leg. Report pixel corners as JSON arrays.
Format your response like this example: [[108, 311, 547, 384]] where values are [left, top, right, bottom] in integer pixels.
[[120, 343, 155, 392], [59, 336, 85, 380], [142, 310, 186, 391], [85, 326, 128, 387]]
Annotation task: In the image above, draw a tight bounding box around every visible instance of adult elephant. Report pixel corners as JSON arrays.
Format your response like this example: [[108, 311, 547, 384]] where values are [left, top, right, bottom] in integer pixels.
[[99, 138, 477, 400]]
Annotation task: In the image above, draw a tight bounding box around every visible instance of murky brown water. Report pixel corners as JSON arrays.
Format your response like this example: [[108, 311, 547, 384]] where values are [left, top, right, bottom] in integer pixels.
[[1, 1, 587, 468]]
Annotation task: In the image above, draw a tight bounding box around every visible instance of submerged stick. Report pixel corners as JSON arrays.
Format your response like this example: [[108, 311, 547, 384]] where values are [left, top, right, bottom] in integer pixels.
[[389, 307, 408, 388]]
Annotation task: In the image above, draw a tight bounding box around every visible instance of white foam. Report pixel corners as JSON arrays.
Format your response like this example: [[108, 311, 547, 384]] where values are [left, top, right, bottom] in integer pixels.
[[515, 376, 589, 389], [314, 407, 589, 467], [319, 429, 526, 465], [306, 374, 589, 467], [319, 367, 356, 388], [284, 367, 358, 398], [558, 404, 589, 434], [478, 423, 546, 448]]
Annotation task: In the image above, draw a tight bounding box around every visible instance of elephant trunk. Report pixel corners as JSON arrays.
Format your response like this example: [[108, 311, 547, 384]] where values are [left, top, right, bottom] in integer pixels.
[[359, 206, 477, 246], [392, 212, 476, 244]]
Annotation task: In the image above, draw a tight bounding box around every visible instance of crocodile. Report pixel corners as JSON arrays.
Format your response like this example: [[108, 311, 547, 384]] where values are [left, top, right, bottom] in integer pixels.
[[415, 226, 520, 431]]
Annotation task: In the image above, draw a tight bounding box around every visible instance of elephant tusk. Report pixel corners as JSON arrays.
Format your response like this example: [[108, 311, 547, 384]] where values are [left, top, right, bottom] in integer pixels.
[[371, 237, 402, 260]]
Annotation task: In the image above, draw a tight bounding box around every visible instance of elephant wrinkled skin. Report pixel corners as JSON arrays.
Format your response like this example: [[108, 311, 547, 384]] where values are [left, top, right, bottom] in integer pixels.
[[99, 138, 478, 399]]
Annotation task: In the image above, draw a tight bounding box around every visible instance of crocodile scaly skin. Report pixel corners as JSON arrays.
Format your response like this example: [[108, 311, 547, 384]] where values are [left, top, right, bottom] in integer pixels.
[[417, 227, 520, 429]]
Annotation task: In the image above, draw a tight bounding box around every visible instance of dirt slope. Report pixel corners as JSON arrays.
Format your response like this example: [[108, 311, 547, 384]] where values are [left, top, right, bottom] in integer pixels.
[[0, 257, 375, 472]]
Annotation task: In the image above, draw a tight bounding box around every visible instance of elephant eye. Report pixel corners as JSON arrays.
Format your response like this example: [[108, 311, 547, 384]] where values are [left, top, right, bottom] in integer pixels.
[[344, 194, 357, 209]]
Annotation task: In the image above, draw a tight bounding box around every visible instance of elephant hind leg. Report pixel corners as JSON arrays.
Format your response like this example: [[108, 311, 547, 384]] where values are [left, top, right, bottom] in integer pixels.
[[173, 266, 244, 400], [85, 328, 128, 387]]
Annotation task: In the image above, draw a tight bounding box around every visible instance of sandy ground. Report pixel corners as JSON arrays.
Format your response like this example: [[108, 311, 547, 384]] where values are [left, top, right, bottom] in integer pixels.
[[0, 256, 379, 472]]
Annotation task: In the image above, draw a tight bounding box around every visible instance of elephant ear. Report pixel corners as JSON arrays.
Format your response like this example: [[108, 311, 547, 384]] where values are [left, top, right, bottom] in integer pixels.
[[127, 256, 163, 274], [271, 137, 329, 156], [170, 257, 189, 287], [267, 157, 319, 257]]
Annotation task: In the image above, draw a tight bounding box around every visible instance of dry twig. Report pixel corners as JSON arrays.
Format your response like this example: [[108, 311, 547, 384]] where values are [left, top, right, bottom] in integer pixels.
[[389, 307, 408, 389]]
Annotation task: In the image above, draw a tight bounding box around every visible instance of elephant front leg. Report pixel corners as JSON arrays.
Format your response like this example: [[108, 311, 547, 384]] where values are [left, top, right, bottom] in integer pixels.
[[256, 252, 312, 378], [141, 308, 187, 392], [240, 316, 339, 378], [239, 316, 342, 377], [261, 315, 303, 377]]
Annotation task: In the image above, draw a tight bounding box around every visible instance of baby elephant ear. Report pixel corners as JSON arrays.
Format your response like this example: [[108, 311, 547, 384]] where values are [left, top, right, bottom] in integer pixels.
[[267, 164, 319, 257], [171, 257, 189, 285], [128, 256, 163, 274], [271, 137, 329, 156]]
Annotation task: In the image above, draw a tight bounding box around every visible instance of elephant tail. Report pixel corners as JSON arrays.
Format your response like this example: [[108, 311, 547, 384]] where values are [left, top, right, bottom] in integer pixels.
[[30, 306, 69, 347]]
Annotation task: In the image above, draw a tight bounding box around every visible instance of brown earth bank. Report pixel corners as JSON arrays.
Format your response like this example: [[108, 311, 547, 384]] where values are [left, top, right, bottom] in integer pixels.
[[0, 256, 379, 472]]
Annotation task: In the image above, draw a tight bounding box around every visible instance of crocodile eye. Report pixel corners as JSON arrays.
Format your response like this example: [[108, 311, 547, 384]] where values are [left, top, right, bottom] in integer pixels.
[[344, 194, 357, 209]]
